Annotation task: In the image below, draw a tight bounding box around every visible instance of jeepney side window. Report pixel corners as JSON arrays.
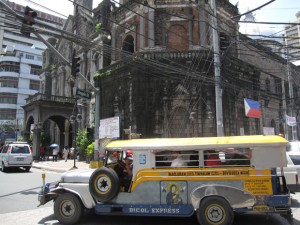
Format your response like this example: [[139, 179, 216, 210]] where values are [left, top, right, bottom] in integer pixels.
[[154, 150, 199, 168], [187, 150, 199, 167], [204, 150, 221, 167], [223, 148, 251, 166], [155, 150, 172, 167]]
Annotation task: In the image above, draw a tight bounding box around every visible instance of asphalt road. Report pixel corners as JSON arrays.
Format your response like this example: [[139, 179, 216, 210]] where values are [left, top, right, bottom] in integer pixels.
[[0, 168, 60, 214]]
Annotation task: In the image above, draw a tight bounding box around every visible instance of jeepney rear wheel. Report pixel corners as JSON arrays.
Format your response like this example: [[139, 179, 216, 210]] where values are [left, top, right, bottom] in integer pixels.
[[54, 193, 83, 225], [196, 196, 234, 225], [89, 167, 120, 202]]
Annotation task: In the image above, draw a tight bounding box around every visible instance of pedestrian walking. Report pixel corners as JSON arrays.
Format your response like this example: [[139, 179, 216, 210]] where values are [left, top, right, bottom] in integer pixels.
[[52, 147, 59, 162], [63, 146, 69, 162], [40, 144, 45, 161]]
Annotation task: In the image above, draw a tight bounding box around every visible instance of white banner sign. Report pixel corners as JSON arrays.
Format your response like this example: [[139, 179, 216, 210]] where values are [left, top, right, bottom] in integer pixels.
[[286, 115, 297, 126], [99, 116, 120, 139], [263, 127, 275, 135]]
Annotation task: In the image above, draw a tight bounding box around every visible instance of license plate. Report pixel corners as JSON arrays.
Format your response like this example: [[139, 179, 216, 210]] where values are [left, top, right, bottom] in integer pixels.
[[253, 205, 269, 211], [17, 158, 24, 161]]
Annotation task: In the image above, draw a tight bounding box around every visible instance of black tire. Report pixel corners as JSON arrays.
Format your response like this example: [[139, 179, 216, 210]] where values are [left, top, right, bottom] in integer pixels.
[[89, 167, 120, 202], [54, 193, 83, 225], [196, 196, 234, 225], [25, 166, 31, 172]]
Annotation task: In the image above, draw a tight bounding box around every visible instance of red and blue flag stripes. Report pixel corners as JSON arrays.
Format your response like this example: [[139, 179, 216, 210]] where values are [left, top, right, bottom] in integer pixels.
[[244, 98, 261, 118]]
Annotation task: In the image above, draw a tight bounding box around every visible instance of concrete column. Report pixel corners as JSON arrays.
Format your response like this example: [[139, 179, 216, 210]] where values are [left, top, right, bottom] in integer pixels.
[[140, 16, 145, 49], [199, 7, 207, 46], [148, 9, 155, 48], [188, 17, 193, 49], [111, 28, 116, 61], [32, 129, 41, 160]]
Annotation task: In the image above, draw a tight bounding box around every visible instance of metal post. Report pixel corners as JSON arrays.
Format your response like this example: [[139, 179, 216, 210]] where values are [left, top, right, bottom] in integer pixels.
[[211, 0, 224, 136], [94, 93, 100, 161], [73, 100, 77, 169], [129, 126, 132, 140], [73, 123, 77, 168], [282, 79, 288, 139], [287, 47, 297, 140]]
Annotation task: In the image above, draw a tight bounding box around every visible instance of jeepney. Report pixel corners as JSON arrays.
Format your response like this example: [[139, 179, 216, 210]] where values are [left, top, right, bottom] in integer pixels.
[[38, 135, 293, 225]]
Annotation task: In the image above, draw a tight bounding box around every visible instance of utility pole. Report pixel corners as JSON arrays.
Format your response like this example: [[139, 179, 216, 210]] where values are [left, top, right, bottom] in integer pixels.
[[210, 0, 224, 136], [282, 78, 288, 139]]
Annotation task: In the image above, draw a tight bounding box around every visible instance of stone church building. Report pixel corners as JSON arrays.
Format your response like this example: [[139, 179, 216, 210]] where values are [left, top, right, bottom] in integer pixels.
[[23, 0, 300, 158]]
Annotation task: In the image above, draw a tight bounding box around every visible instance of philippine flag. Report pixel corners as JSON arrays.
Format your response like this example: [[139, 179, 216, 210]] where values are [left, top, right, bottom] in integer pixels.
[[244, 98, 261, 118]]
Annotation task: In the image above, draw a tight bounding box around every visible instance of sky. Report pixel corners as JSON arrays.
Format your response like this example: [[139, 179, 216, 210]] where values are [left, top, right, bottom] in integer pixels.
[[229, 0, 300, 36], [11, 0, 300, 36]]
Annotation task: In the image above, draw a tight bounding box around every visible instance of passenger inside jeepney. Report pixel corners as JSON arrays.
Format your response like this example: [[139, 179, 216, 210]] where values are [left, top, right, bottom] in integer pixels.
[[107, 151, 119, 164], [119, 150, 133, 191], [204, 150, 221, 167], [224, 148, 250, 166], [110, 150, 133, 191], [170, 151, 188, 167]]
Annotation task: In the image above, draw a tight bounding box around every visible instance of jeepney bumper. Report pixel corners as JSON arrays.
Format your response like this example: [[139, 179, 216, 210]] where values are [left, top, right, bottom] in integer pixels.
[[37, 182, 59, 206]]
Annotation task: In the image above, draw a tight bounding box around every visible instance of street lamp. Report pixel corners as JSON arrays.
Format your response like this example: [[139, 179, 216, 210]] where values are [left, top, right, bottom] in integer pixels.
[[70, 112, 82, 169]]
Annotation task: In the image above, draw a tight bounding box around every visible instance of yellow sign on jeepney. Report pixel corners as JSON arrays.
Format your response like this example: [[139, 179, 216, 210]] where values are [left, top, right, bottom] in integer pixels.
[[244, 178, 273, 195]]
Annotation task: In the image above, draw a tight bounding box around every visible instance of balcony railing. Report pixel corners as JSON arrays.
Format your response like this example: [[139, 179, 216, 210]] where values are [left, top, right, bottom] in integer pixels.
[[26, 93, 76, 105]]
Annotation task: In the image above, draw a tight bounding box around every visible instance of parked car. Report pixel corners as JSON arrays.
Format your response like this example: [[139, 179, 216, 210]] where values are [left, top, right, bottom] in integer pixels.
[[276, 141, 300, 193], [277, 153, 299, 193], [0, 141, 33, 172], [287, 141, 300, 165]]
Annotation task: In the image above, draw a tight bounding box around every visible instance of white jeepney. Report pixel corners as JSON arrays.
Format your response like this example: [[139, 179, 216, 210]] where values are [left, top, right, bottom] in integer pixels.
[[38, 135, 293, 225]]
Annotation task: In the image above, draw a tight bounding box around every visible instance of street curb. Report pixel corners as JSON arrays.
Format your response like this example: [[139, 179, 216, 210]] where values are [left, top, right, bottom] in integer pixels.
[[32, 165, 69, 172]]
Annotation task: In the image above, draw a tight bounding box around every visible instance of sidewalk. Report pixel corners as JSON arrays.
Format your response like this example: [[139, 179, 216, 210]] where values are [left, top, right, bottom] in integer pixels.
[[32, 159, 91, 172]]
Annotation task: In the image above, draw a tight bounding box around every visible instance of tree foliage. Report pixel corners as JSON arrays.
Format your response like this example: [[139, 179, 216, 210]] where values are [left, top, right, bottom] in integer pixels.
[[76, 129, 92, 159], [87, 142, 94, 158]]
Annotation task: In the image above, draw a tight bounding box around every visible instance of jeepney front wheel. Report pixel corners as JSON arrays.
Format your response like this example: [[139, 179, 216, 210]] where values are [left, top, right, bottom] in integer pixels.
[[196, 196, 234, 225], [54, 193, 83, 225], [89, 167, 120, 202]]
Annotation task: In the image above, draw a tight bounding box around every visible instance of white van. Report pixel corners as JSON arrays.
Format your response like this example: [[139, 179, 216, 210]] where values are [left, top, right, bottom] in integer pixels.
[[0, 142, 33, 172]]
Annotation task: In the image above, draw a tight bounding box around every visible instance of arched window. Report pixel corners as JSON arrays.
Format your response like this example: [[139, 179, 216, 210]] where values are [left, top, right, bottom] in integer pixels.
[[122, 35, 134, 53]]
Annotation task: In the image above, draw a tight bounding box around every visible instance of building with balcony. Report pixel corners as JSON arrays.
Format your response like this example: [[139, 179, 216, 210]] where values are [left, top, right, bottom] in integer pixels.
[[0, 0, 65, 142]]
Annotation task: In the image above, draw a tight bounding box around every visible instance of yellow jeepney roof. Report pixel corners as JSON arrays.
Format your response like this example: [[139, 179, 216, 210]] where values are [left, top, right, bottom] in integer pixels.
[[105, 135, 288, 151]]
